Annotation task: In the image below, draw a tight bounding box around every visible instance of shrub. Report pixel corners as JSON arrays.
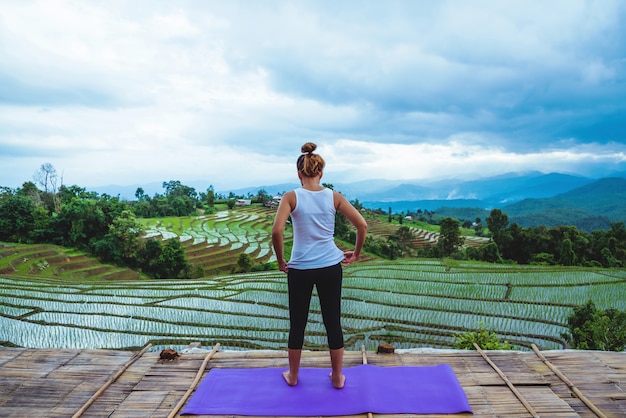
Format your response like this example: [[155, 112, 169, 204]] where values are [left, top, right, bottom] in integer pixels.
[[455, 323, 512, 350], [564, 300, 626, 351], [235, 253, 253, 273]]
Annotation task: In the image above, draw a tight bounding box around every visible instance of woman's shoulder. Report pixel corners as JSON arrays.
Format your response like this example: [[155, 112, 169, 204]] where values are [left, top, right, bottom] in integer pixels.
[[331, 189, 346, 199], [331, 189, 348, 208], [277, 190, 297, 211], [283, 190, 297, 199], [283, 190, 298, 201]]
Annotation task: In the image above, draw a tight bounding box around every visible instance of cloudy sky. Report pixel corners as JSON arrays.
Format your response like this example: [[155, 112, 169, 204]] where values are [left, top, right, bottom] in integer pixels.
[[1, 0, 625, 193]]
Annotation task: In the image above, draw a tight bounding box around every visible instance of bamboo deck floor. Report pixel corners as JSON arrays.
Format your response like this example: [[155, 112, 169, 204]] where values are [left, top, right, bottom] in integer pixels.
[[0, 345, 624, 418]]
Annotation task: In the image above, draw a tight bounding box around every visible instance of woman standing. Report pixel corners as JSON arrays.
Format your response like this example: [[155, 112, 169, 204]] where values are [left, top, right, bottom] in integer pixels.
[[271, 142, 367, 389]]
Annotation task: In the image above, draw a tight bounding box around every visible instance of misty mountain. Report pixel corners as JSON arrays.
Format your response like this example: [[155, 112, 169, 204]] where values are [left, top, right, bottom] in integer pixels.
[[501, 177, 626, 231], [357, 172, 595, 205], [436, 177, 626, 232]]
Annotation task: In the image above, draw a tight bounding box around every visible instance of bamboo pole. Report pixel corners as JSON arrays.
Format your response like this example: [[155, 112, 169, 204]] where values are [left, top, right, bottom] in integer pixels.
[[531, 344, 607, 418], [168, 342, 220, 418], [72, 343, 152, 418], [473, 343, 540, 418]]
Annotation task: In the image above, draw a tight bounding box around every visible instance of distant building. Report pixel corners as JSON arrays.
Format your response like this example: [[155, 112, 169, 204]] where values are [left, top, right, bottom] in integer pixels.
[[264, 196, 282, 208], [236, 199, 251, 206]]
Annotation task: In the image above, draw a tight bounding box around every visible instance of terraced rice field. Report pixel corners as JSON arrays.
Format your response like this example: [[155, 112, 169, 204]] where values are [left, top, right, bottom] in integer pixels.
[[141, 208, 283, 274], [0, 244, 142, 280], [1, 258, 624, 352], [364, 218, 489, 249], [2, 207, 623, 352]]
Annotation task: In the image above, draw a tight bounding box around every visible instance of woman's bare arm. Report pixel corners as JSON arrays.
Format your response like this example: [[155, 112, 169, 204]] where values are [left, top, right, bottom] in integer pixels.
[[334, 191, 368, 265], [271, 191, 296, 273]]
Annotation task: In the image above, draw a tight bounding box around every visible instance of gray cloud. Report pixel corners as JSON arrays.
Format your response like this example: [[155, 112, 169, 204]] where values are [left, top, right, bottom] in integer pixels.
[[0, 0, 625, 190]]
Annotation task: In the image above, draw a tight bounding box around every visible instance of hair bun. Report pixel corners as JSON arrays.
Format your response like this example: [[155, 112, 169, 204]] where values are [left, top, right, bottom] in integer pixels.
[[301, 142, 317, 154]]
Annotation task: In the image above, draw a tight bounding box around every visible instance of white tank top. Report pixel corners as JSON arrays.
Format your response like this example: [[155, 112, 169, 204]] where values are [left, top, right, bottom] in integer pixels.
[[287, 187, 344, 269]]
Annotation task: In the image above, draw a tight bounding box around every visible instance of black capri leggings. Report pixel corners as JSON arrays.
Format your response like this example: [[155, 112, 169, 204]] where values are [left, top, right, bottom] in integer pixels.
[[287, 263, 344, 350]]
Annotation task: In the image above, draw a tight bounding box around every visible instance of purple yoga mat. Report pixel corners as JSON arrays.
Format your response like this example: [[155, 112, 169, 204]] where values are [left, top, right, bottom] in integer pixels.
[[181, 364, 472, 416]]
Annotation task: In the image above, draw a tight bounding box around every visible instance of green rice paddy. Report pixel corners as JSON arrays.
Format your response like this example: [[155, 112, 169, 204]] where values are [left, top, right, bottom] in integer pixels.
[[1, 260, 624, 352]]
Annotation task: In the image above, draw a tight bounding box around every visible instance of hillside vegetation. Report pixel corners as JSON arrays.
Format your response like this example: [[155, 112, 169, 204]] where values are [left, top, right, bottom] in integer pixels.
[[0, 206, 486, 279]]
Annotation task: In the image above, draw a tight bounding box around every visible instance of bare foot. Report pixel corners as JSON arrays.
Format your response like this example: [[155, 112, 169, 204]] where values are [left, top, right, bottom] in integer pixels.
[[329, 372, 346, 389], [283, 370, 297, 386]]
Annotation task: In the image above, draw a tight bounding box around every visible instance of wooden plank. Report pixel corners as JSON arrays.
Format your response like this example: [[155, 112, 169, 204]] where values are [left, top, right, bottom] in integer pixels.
[[0, 348, 624, 418], [72, 343, 152, 418], [473, 344, 539, 417], [0, 348, 25, 367], [532, 344, 609, 418]]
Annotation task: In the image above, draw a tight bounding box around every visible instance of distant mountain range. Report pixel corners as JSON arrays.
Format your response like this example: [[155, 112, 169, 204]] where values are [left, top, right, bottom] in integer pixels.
[[429, 175, 626, 232], [499, 177, 626, 231], [90, 170, 626, 232]]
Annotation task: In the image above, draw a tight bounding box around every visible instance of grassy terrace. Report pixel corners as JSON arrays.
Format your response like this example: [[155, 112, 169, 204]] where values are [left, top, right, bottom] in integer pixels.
[[1, 206, 624, 352]]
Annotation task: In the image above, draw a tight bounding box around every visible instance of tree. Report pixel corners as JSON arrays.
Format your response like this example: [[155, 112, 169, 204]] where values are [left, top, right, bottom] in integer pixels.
[[467, 242, 501, 263], [135, 187, 146, 201], [136, 239, 164, 277], [104, 210, 145, 265], [236, 253, 253, 273], [136, 239, 190, 279], [255, 189, 270, 204], [438, 217, 464, 256], [171, 196, 194, 216], [605, 222, 626, 266], [382, 238, 401, 260], [0, 195, 35, 242], [206, 186, 215, 207], [49, 198, 107, 248], [30, 206, 51, 243], [157, 180, 199, 216], [33, 163, 61, 213], [0, 186, 14, 203], [17, 181, 42, 207], [601, 247, 620, 268], [564, 300, 626, 351], [158, 239, 189, 278], [505, 223, 532, 263], [163, 180, 196, 199], [33, 163, 59, 194], [486, 209, 508, 245], [57, 185, 96, 205], [559, 238, 577, 266], [395, 226, 415, 256]]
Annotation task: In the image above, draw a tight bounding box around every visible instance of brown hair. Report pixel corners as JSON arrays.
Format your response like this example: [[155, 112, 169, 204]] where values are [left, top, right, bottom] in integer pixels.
[[296, 142, 325, 177]]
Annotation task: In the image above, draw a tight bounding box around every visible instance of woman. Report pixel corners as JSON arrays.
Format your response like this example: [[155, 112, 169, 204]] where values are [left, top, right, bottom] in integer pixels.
[[271, 142, 367, 389]]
